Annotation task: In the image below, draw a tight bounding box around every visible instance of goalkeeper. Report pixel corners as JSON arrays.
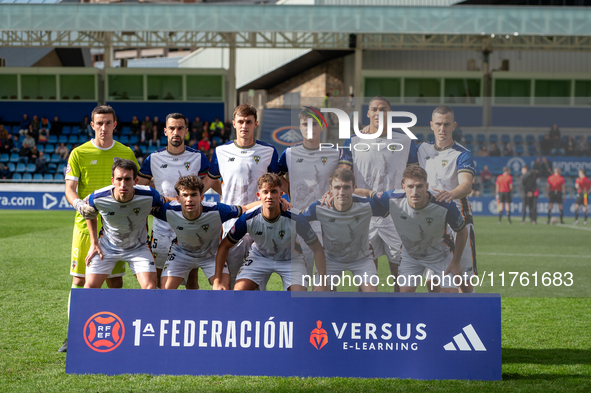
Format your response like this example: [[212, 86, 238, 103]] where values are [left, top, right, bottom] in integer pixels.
[[59, 105, 139, 353]]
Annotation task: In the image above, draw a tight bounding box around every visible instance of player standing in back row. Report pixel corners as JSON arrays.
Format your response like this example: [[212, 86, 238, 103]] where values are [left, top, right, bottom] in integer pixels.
[[138, 113, 211, 289], [417, 105, 476, 294], [60, 105, 139, 352], [206, 104, 282, 286]]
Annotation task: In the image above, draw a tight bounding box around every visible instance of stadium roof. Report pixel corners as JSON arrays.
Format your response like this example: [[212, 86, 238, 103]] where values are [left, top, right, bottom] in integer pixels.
[[0, 4, 590, 36]]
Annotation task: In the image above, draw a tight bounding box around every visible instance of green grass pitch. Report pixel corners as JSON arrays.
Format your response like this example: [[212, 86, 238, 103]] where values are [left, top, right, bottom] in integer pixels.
[[0, 210, 590, 391]]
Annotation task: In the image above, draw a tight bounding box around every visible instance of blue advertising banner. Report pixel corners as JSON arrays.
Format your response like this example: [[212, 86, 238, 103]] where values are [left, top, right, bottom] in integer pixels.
[[67, 290, 501, 380], [473, 156, 591, 175], [0, 191, 72, 210]]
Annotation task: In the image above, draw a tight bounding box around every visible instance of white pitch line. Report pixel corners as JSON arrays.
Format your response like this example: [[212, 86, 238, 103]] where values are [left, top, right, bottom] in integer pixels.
[[555, 223, 591, 232], [480, 252, 591, 259]]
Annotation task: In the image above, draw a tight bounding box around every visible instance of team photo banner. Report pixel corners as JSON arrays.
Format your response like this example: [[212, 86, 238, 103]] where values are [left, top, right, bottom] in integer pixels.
[[67, 290, 501, 380]]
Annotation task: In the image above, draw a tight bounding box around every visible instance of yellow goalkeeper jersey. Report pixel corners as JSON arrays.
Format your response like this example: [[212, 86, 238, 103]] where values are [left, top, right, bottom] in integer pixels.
[[65, 140, 139, 233]]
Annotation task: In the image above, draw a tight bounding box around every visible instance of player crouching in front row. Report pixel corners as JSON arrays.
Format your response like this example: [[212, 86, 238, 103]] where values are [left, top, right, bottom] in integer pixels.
[[153, 175, 262, 290], [213, 173, 326, 291], [84, 159, 165, 289]]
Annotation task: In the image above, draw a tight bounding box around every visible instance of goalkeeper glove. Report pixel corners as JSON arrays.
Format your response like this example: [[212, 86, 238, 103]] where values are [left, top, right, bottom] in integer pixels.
[[73, 198, 98, 220]]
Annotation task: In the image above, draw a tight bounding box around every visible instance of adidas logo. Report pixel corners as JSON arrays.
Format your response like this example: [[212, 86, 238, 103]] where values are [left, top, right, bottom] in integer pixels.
[[443, 324, 486, 352]]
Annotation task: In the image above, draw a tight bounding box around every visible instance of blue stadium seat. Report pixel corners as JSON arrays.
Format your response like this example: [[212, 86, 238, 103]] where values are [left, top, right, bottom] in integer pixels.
[[160, 136, 168, 146], [72, 126, 80, 134], [12, 173, 22, 181], [464, 134, 474, 144], [37, 145, 44, 153], [489, 134, 498, 143], [120, 136, 129, 145], [538, 135, 544, 143], [15, 163, 26, 173], [466, 143, 475, 153], [78, 135, 88, 144], [528, 145, 537, 156], [122, 127, 131, 135], [427, 134, 435, 142], [129, 136, 139, 145], [526, 134, 535, 145], [587, 135, 591, 144], [50, 154, 61, 163], [514, 135, 523, 144], [47, 163, 57, 172], [415, 133, 424, 143], [148, 145, 157, 154], [11, 126, 20, 134], [491, 165, 503, 176], [66, 144, 73, 151], [54, 173, 64, 181], [0, 153, 8, 163], [57, 163, 65, 173], [113, 135, 120, 142], [48, 135, 58, 144], [33, 173, 43, 181], [68, 135, 78, 144], [476, 134, 486, 144], [22, 173, 32, 181], [62, 126, 71, 135], [501, 134, 510, 144], [25, 163, 36, 173], [44, 144, 55, 154], [44, 173, 54, 181], [58, 135, 68, 144], [9, 153, 19, 163], [7, 163, 16, 172], [515, 145, 524, 156]]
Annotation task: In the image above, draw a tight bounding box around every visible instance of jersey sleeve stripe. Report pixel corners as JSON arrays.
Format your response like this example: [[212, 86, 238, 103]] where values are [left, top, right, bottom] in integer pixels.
[[65, 175, 79, 181], [138, 172, 152, 179], [338, 159, 353, 167], [226, 233, 239, 244], [208, 172, 221, 179], [458, 168, 475, 175]]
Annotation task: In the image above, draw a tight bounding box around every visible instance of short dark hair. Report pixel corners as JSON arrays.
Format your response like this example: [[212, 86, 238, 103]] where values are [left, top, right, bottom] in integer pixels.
[[233, 104, 257, 121], [166, 113, 188, 127], [112, 158, 138, 178], [368, 96, 391, 109], [432, 105, 455, 119], [329, 168, 356, 187], [257, 173, 282, 190], [503, 166, 510, 174], [91, 105, 116, 122], [402, 165, 428, 185], [175, 175, 204, 195]]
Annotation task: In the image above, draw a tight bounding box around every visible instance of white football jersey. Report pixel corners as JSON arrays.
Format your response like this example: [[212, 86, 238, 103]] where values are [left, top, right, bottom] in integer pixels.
[[279, 144, 346, 211], [298, 196, 389, 263], [139, 147, 210, 236], [417, 141, 475, 212], [340, 128, 418, 192], [208, 140, 281, 207], [228, 207, 318, 261], [152, 201, 242, 259], [88, 185, 163, 253], [372, 190, 465, 263]]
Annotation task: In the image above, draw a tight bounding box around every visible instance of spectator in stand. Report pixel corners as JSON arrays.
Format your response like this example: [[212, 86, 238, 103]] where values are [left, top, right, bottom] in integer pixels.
[[80, 116, 93, 138], [39, 116, 51, 142], [19, 139, 32, 164], [575, 135, 589, 156], [30, 115, 40, 135], [153, 116, 162, 134], [142, 116, 153, 133], [503, 142, 514, 156], [219, 126, 230, 145], [191, 117, 203, 135], [133, 144, 144, 165], [564, 135, 576, 156], [481, 165, 493, 189], [35, 151, 47, 173], [19, 114, 30, 136], [0, 163, 10, 179], [12, 134, 21, 153], [0, 124, 8, 141], [489, 142, 501, 156], [470, 176, 481, 197], [150, 124, 160, 147], [190, 125, 200, 142], [540, 135, 552, 156], [209, 117, 224, 135], [549, 124, 564, 156], [52, 116, 63, 135], [549, 124, 560, 141], [22, 132, 36, 149], [478, 145, 489, 157], [520, 165, 538, 225], [139, 124, 148, 145], [197, 133, 210, 153], [30, 145, 39, 161], [130, 115, 141, 135], [1, 134, 14, 155], [56, 142, 69, 161]]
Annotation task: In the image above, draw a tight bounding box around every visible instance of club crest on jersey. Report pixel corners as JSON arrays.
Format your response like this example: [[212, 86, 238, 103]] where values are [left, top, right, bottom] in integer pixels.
[[184, 162, 191, 171], [254, 156, 261, 164], [388, 144, 398, 152], [354, 215, 360, 222], [442, 160, 448, 167], [279, 230, 285, 239], [321, 157, 327, 165], [426, 217, 433, 226], [133, 208, 141, 215], [202, 224, 209, 232]]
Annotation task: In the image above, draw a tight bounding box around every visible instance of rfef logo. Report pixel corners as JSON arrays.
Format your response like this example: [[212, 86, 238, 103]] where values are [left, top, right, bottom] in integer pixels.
[[83, 312, 125, 353], [310, 320, 328, 350]]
